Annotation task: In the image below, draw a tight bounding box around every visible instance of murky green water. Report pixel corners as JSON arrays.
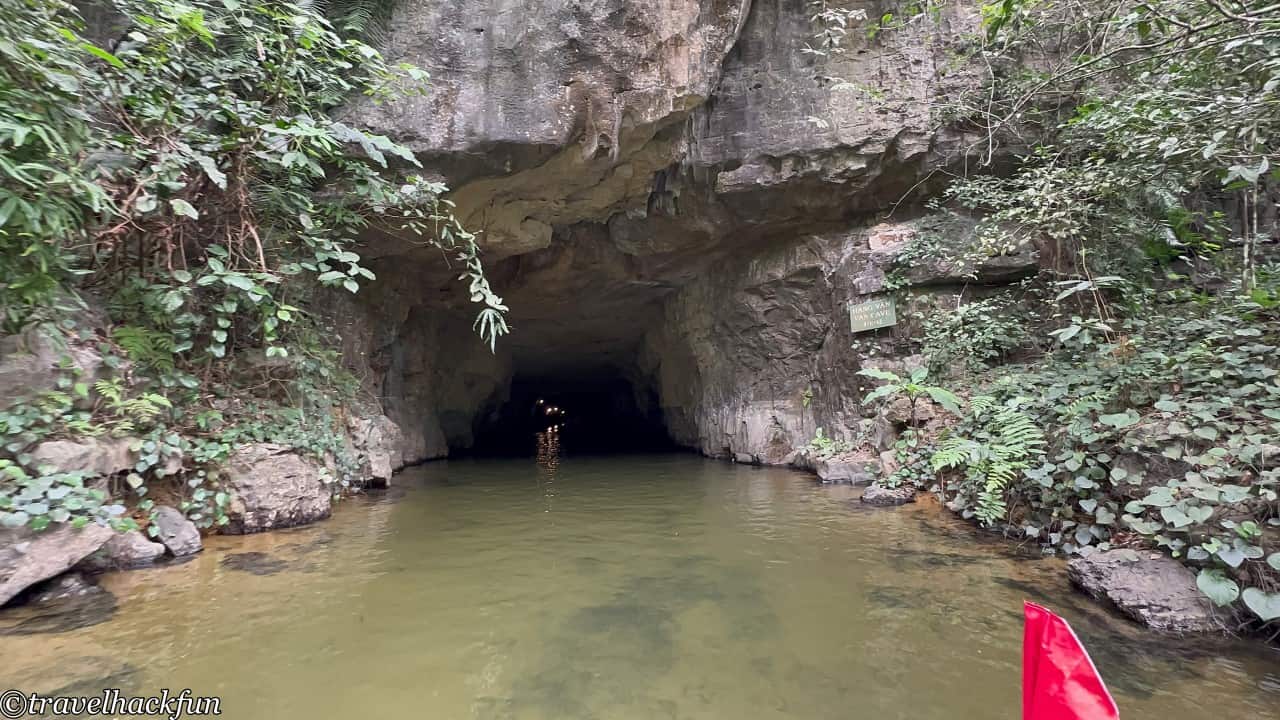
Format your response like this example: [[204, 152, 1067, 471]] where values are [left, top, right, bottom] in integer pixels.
[[3, 453, 1277, 719]]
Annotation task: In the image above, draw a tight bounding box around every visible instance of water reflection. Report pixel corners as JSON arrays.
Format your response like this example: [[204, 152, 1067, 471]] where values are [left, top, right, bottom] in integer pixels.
[[535, 431, 560, 515], [535, 431, 560, 472]]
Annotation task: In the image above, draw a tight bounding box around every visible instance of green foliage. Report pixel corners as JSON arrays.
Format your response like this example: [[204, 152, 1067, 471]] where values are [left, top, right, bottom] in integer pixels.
[[858, 366, 964, 425], [878, 210, 1016, 292], [909, 0, 1280, 623], [804, 0, 947, 56], [807, 427, 853, 460], [922, 295, 1027, 378], [112, 325, 177, 374], [804, 0, 1280, 629], [0, 459, 132, 531], [801, 0, 869, 61], [0, 0, 512, 535], [92, 378, 173, 434], [1, 0, 507, 347], [921, 282, 1280, 624], [931, 396, 1047, 525], [883, 431, 934, 490], [0, 0, 110, 332], [954, 0, 1280, 291], [323, 0, 397, 46]]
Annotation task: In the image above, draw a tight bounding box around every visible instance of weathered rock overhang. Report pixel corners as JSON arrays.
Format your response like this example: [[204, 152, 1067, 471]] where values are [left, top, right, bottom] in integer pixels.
[[329, 0, 1033, 462]]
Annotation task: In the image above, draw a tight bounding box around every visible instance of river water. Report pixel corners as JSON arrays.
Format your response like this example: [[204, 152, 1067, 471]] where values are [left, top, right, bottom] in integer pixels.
[[2, 451, 1277, 719]]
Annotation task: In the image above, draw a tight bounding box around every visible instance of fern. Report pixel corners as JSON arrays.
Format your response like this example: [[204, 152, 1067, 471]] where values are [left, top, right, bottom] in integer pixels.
[[94, 378, 124, 406], [932, 402, 1046, 526], [317, 0, 397, 46], [92, 379, 171, 430], [1062, 392, 1109, 419], [113, 325, 176, 374], [969, 394, 998, 418]]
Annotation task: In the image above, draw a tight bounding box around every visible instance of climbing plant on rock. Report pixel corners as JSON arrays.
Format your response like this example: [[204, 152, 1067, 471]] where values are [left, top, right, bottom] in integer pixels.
[[1, 0, 507, 352], [0, 0, 509, 533]]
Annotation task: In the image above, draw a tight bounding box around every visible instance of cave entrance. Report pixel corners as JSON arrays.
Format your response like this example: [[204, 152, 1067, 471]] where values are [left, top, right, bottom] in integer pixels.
[[370, 233, 692, 459], [472, 371, 675, 456]]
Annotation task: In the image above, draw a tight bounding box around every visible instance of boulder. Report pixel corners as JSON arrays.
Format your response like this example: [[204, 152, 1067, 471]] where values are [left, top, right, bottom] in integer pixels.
[[0, 327, 101, 408], [345, 412, 405, 485], [878, 450, 900, 477], [860, 484, 916, 506], [815, 458, 878, 485], [900, 248, 1040, 287], [27, 436, 182, 478], [77, 530, 166, 571], [868, 417, 898, 451], [220, 444, 331, 534], [784, 448, 816, 472], [883, 396, 939, 428], [1067, 549, 1218, 632], [0, 522, 113, 606], [28, 438, 133, 477], [152, 506, 201, 557]]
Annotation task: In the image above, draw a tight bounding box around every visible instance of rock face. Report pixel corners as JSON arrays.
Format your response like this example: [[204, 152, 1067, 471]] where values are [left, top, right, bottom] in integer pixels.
[[325, 293, 512, 464], [350, 0, 983, 258], [0, 523, 113, 606], [152, 506, 202, 557], [78, 530, 166, 571], [220, 444, 332, 534], [325, 0, 1012, 463], [0, 327, 101, 408], [638, 215, 1030, 460], [1068, 550, 1219, 633], [347, 0, 756, 257]]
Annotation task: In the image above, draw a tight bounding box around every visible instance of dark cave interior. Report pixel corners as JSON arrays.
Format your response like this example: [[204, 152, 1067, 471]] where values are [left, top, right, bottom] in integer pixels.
[[469, 372, 676, 456]]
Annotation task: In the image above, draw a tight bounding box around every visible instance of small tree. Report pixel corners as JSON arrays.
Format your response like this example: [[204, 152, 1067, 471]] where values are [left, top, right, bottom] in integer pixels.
[[857, 367, 962, 427]]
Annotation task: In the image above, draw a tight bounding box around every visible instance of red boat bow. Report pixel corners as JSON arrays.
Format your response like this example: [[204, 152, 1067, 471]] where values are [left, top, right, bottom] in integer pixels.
[[1023, 601, 1119, 720]]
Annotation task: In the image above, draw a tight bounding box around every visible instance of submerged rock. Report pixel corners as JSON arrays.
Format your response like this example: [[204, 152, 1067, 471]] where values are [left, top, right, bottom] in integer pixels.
[[860, 484, 916, 507], [0, 522, 113, 606], [26, 572, 104, 604], [221, 443, 331, 534], [78, 530, 166, 571], [3, 651, 138, 698], [220, 551, 289, 576], [152, 506, 202, 557], [1068, 549, 1218, 633], [0, 573, 117, 636]]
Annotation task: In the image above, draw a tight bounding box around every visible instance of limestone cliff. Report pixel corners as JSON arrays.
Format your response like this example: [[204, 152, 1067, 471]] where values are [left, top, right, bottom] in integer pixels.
[[335, 0, 1026, 461]]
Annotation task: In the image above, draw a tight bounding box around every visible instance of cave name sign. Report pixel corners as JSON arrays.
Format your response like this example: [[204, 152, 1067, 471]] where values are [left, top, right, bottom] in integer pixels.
[[848, 296, 897, 333]]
